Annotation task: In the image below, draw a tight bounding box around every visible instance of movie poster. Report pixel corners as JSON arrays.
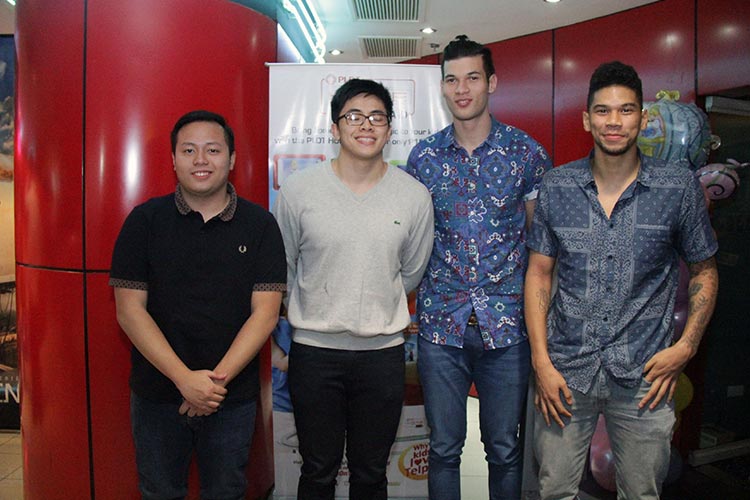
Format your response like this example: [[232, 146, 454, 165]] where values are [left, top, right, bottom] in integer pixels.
[[0, 34, 18, 430]]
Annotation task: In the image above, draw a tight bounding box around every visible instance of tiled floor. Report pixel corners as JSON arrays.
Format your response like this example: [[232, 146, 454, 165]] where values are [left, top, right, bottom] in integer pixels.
[[0, 431, 22, 500], [461, 396, 490, 499]]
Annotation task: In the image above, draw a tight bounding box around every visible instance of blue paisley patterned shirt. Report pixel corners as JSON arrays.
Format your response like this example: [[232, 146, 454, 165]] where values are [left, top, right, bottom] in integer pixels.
[[528, 152, 718, 393], [405, 118, 551, 349]]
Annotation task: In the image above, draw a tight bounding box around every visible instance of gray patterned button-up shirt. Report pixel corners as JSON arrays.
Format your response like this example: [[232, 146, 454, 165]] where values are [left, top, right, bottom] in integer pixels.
[[528, 152, 718, 393]]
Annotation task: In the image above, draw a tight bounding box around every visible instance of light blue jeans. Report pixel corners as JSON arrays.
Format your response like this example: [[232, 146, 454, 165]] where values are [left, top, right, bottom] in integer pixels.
[[418, 326, 530, 500], [534, 368, 675, 500]]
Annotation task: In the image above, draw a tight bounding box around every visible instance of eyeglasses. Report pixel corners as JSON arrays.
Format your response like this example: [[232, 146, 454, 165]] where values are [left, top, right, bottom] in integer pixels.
[[336, 111, 390, 127]]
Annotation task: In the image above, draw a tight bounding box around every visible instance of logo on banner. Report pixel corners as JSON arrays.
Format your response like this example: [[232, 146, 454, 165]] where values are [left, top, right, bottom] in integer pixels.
[[397, 442, 429, 480]]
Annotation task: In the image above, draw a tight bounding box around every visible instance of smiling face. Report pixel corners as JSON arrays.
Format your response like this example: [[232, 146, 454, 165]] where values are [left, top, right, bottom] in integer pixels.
[[441, 55, 497, 123], [583, 85, 648, 157], [332, 93, 392, 163], [172, 120, 235, 202]]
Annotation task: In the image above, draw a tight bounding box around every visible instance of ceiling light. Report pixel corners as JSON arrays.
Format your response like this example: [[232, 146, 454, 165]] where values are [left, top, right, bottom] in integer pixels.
[[329, 49, 343, 56], [421, 27, 437, 34], [281, 0, 327, 63], [5, 0, 15, 5], [544, 0, 561, 3]]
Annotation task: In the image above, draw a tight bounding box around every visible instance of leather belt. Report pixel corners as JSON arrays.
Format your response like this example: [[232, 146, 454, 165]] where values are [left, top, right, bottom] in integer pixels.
[[467, 311, 478, 326]]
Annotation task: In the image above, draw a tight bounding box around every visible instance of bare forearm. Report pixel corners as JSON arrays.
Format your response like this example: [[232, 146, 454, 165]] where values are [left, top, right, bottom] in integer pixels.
[[524, 253, 556, 369], [214, 291, 282, 385], [114, 289, 190, 384], [676, 257, 718, 356]]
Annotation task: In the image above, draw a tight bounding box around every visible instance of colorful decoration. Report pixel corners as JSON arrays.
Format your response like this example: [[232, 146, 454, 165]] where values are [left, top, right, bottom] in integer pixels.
[[590, 415, 616, 492], [639, 90, 712, 171], [696, 159, 748, 200], [674, 373, 694, 414]]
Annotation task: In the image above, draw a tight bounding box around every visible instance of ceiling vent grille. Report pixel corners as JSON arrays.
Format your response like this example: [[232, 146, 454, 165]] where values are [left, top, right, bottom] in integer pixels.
[[359, 36, 420, 59], [350, 0, 421, 22]]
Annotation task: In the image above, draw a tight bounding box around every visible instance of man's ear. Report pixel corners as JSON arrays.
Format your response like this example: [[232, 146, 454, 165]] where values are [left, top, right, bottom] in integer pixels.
[[582, 110, 591, 132]]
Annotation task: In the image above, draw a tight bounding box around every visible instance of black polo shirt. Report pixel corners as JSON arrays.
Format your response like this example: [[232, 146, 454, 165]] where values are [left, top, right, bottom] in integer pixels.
[[109, 184, 286, 403]]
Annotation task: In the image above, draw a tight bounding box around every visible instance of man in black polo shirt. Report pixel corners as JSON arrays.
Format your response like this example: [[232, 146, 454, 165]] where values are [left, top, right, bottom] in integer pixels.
[[110, 110, 286, 499]]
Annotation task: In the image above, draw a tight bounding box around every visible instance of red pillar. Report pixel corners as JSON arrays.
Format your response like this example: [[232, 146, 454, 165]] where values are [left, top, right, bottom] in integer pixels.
[[15, 1, 277, 498]]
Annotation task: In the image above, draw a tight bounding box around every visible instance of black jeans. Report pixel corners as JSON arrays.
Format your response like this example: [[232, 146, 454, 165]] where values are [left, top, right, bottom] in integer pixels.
[[288, 342, 405, 500]]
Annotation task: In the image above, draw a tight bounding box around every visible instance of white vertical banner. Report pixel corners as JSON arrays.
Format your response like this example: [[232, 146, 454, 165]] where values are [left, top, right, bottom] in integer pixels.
[[268, 63, 450, 499], [268, 63, 450, 208]]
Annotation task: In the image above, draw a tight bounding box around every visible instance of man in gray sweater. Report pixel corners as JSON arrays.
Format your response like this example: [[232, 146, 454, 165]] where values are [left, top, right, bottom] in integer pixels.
[[272, 79, 434, 500]]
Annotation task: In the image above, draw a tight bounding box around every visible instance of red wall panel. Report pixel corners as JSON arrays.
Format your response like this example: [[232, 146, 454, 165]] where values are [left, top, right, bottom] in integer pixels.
[[84, 0, 277, 269], [17, 1, 278, 498], [554, 0, 696, 165], [86, 274, 138, 499], [697, 0, 750, 94], [14, 0, 85, 269], [16, 267, 90, 500], [488, 32, 554, 156]]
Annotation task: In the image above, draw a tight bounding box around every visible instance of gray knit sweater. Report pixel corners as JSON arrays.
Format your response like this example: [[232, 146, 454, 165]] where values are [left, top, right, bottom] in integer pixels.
[[273, 160, 434, 351]]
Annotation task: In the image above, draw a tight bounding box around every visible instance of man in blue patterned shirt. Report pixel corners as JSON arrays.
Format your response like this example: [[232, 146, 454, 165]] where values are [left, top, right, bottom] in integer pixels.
[[405, 35, 551, 499], [525, 62, 718, 499]]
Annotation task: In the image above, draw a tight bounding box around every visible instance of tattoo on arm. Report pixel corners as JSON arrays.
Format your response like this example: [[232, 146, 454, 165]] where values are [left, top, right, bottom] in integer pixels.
[[681, 257, 719, 351]]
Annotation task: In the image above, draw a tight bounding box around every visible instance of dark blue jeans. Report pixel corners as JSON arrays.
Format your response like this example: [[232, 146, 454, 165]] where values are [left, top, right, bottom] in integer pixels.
[[418, 326, 530, 500], [288, 342, 405, 500], [130, 392, 256, 500]]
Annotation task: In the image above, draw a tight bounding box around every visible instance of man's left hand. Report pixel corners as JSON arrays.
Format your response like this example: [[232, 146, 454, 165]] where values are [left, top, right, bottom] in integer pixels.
[[639, 343, 693, 410], [178, 400, 217, 417]]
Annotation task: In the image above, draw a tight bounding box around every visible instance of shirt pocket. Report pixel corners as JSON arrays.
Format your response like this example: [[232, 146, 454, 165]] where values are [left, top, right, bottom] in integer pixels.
[[631, 225, 673, 289]]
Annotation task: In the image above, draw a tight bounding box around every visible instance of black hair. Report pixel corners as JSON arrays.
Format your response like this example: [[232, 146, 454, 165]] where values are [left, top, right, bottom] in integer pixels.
[[171, 110, 235, 155], [587, 61, 643, 109], [330, 79, 394, 123], [441, 35, 495, 80]]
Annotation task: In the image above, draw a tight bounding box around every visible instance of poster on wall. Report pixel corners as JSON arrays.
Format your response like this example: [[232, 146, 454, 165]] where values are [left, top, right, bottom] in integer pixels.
[[268, 63, 450, 499], [0, 35, 18, 430]]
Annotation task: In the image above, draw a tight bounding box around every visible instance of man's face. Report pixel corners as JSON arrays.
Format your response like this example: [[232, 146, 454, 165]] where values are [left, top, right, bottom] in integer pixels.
[[441, 55, 497, 122], [172, 121, 235, 200], [332, 93, 392, 162], [583, 85, 647, 157]]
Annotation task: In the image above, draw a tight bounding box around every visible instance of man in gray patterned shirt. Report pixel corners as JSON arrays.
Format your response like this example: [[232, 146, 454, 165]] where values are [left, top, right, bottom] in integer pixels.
[[524, 61, 718, 499]]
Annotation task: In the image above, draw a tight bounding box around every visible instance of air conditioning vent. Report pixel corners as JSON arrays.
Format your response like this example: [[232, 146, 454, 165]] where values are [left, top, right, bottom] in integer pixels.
[[359, 36, 420, 59], [350, 0, 420, 22]]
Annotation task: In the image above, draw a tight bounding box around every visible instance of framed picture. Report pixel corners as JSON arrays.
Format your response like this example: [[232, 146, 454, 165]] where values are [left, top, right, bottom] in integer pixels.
[[0, 34, 18, 430]]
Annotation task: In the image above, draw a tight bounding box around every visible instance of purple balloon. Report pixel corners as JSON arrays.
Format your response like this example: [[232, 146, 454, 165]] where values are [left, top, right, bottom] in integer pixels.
[[676, 260, 690, 306], [673, 304, 688, 340], [590, 415, 617, 492], [696, 163, 740, 200]]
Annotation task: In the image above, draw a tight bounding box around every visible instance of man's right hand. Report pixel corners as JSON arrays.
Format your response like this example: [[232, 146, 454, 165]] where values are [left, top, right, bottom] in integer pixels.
[[175, 369, 228, 414], [534, 362, 573, 428]]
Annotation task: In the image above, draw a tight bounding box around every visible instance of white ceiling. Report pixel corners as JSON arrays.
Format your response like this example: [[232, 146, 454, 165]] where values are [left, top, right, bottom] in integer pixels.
[[316, 0, 660, 64], [0, 0, 663, 62]]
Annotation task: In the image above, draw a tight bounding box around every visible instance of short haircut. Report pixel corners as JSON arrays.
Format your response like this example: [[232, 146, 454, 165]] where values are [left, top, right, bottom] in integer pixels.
[[330, 79, 394, 124], [587, 61, 643, 109], [171, 110, 235, 155], [441, 35, 495, 80]]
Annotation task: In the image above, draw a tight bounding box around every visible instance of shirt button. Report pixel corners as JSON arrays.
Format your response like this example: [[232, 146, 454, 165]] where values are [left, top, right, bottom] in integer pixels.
[[603, 317, 608, 322], [609, 222, 614, 229], [607, 255, 613, 260]]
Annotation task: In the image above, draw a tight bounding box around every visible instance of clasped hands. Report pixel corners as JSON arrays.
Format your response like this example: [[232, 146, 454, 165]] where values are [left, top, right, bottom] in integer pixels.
[[176, 369, 228, 417]]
